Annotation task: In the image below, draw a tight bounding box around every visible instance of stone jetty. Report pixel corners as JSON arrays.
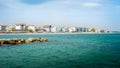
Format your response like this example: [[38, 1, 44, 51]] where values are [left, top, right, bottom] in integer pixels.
[[0, 38, 48, 46]]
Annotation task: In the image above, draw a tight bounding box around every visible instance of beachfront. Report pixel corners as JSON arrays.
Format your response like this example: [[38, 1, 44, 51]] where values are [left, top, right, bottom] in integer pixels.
[[0, 24, 111, 34]]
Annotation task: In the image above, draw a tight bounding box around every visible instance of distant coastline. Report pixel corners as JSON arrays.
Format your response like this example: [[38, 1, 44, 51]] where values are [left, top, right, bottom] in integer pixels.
[[0, 32, 118, 35], [0, 24, 111, 34]]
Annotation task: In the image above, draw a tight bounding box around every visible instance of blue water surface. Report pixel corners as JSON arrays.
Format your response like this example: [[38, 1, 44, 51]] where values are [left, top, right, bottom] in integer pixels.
[[0, 34, 120, 68]]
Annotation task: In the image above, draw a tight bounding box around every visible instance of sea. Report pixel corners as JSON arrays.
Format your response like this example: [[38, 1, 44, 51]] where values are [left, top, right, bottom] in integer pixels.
[[0, 33, 120, 68]]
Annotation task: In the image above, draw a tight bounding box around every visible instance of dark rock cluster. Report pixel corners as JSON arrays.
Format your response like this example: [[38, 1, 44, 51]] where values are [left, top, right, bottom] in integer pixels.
[[0, 38, 48, 46]]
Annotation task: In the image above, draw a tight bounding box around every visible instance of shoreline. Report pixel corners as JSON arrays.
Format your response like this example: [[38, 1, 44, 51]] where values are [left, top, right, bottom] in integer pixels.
[[0, 32, 118, 35]]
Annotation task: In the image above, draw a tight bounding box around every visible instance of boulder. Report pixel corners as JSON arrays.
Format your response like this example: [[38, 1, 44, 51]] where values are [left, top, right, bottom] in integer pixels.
[[0, 38, 48, 46]]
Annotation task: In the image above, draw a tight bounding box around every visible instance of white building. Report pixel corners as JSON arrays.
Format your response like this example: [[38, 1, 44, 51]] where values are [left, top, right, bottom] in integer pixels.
[[78, 27, 89, 32], [27, 25, 36, 32], [44, 28, 50, 32], [69, 27, 77, 33], [57, 27, 62, 32], [0, 24, 7, 31], [51, 27, 57, 33], [14, 24, 26, 31], [62, 26, 69, 32], [6, 25, 13, 32], [43, 25, 52, 32], [95, 29, 102, 33]]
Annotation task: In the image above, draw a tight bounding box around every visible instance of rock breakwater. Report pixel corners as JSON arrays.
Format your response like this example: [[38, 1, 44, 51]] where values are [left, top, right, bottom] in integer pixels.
[[0, 38, 48, 46]]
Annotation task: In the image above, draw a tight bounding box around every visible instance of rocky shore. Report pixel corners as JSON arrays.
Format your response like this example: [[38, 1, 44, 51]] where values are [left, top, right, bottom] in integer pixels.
[[0, 38, 48, 46]]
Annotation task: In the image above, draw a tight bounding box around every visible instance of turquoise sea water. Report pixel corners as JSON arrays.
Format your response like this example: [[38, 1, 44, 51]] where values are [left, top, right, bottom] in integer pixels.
[[0, 34, 120, 68]]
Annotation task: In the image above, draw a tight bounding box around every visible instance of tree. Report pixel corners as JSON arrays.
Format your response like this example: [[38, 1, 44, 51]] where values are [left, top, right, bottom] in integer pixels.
[[28, 29, 33, 33], [35, 28, 39, 32], [91, 28, 96, 32]]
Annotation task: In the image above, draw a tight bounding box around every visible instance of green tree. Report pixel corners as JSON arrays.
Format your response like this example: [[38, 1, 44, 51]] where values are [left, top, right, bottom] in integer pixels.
[[91, 28, 96, 32], [35, 28, 39, 32], [28, 29, 33, 33]]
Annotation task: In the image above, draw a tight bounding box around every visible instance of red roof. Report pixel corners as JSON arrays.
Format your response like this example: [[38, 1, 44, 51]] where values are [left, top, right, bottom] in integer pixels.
[[15, 23, 26, 26], [43, 25, 52, 28]]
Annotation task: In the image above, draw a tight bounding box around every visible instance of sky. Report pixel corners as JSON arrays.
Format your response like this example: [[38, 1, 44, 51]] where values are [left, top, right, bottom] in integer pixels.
[[0, 0, 120, 31]]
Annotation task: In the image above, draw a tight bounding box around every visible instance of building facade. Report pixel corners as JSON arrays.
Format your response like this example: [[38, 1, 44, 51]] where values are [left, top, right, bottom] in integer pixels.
[[0, 24, 7, 31], [13, 24, 26, 31], [27, 25, 36, 32]]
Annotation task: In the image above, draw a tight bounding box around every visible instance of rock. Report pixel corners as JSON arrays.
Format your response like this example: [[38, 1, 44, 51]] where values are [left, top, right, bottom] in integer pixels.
[[0, 38, 48, 46], [20, 39, 26, 44], [0, 40, 4, 46]]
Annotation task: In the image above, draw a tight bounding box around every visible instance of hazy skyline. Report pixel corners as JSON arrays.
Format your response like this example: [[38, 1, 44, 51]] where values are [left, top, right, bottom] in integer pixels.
[[0, 0, 120, 31]]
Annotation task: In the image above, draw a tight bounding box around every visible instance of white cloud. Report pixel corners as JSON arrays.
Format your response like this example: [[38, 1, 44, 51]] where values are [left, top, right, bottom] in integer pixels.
[[82, 2, 101, 7]]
